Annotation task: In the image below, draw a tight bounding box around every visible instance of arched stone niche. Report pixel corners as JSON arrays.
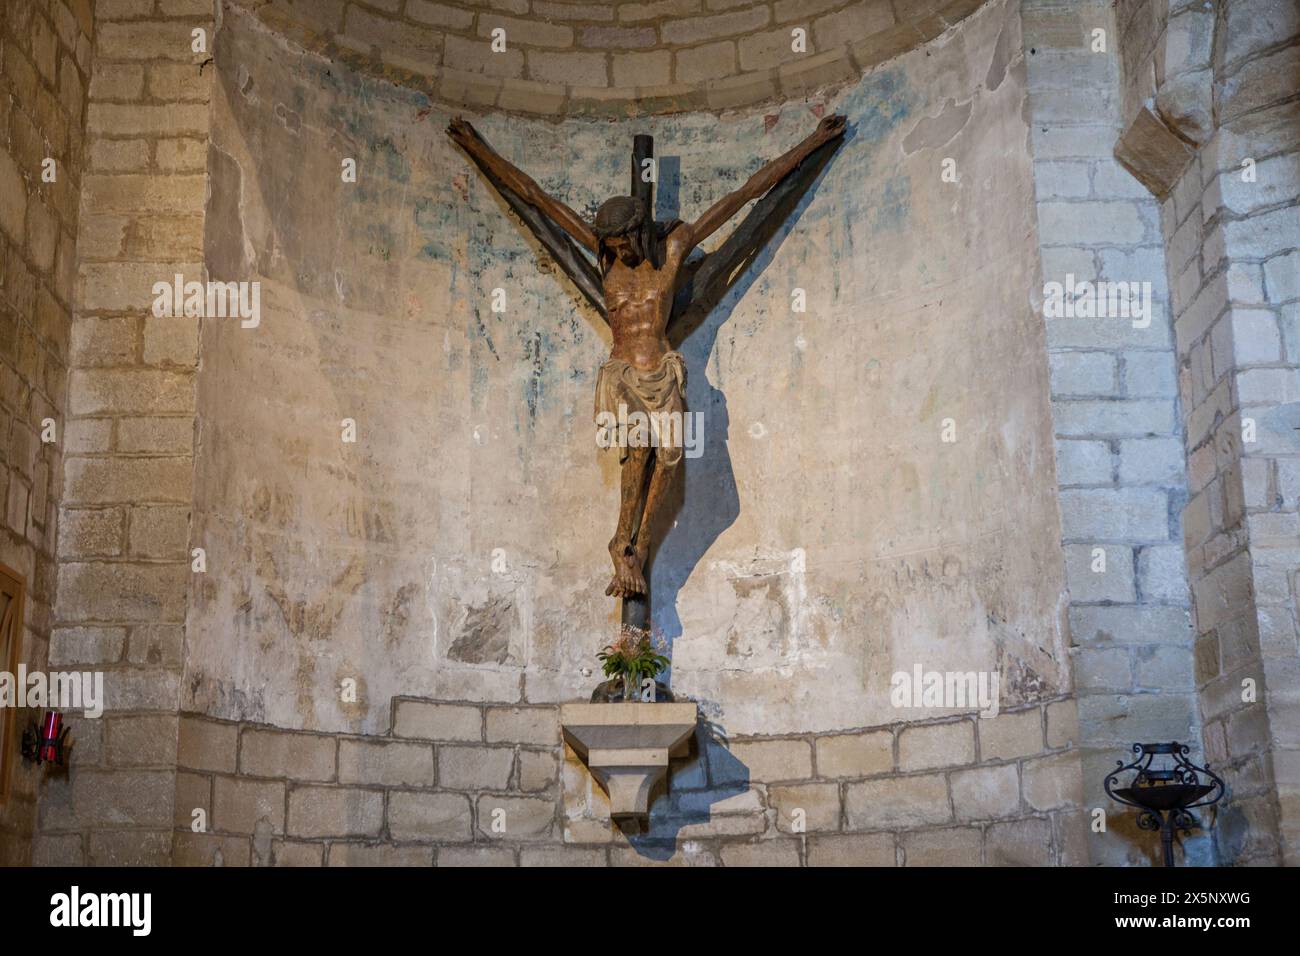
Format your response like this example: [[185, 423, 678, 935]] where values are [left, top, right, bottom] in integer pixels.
[[186, 0, 1069, 743], [233, 0, 989, 117]]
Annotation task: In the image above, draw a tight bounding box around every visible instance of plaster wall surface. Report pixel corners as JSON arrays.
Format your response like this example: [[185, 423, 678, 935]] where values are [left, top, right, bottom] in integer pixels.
[[184, 0, 1072, 743]]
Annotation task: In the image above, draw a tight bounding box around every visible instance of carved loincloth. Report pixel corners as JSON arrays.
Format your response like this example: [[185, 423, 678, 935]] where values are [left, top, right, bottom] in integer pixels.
[[594, 351, 687, 466]]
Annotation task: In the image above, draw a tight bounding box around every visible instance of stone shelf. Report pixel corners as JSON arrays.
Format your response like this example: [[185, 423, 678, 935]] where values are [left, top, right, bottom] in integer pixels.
[[560, 702, 698, 828]]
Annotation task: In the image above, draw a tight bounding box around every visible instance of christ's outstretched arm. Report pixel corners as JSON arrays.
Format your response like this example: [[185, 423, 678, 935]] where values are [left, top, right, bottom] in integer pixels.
[[675, 114, 846, 254], [448, 116, 598, 253]]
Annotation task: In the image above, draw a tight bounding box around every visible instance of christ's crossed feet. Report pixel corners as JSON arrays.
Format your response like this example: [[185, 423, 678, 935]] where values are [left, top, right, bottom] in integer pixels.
[[606, 538, 647, 597]]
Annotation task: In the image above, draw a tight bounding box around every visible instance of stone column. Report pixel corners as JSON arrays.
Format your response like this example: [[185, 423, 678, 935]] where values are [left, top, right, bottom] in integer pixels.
[[0, 0, 95, 865], [1115, 0, 1300, 865], [35, 0, 213, 866], [1023, 0, 1204, 865]]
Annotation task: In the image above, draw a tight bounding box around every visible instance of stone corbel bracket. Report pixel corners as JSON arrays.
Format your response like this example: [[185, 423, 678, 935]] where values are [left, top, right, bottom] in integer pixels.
[[560, 702, 699, 829], [1113, 4, 1217, 199]]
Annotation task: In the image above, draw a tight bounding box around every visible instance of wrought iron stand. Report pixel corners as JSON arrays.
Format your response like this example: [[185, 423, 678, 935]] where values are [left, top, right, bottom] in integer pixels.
[[1104, 742, 1224, 867]]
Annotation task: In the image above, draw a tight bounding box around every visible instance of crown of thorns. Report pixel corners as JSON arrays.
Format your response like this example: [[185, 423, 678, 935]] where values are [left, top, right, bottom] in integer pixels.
[[593, 196, 645, 240]]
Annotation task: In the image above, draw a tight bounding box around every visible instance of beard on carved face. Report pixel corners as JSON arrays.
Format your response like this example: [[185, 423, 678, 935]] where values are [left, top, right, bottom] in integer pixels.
[[606, 235, 641, 266]]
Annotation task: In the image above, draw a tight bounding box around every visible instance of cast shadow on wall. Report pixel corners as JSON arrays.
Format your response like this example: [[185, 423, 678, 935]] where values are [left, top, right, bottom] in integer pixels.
[[646, 131, 847, 670], [626, 719, 752, 859], [625, 134, 844, 855]]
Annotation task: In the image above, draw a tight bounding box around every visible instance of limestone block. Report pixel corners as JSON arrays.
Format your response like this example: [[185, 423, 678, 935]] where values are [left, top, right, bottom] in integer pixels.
[[1045, 700, 1080, 749], [807, 832, 895, 866], [240, 727, 337, 781], [338, 739, 435, 787], [1022, 751, 1084, 811], [486, 705, 559, 746], [985, 816, 1052, 865], [814, 730, 892, 778], [769, 781, 841, 832], [32, 835, 86, 867], [901, 826, 982, 866], [327, 843, 434, 866], [406, 0, 475, 31], [67, 369, 195, 417], [174, 832, 252, 866], [1039, 199, 1147, 243], [387, 791, 473, 842], [610, 49, 671, 87], [1054, 439, 1112, 486], [178, 716, 237, 772], [214, 777, 285, 834], [55, 562, 189, 623], [898, 720, 974, 771], [951, 764, 1021, 821], [662, 7, 769, 46], [88, 830, 173, 866], [174, 771, 210, 828], [674, 41, 735, 84], [719, 839, 800, 867], [728, 737, 813, 781], [1058, 488, 1171, 541], [978, 709, 1044, 761], [517, 749, 559, 791], [520, 845, 606, 866], [271, 841, 324, 866], [97, 20, 210, 60], [288, 786, 383, 838], [1064, 544, 1137, 603], [341, 7, 443, 65], [438, 745, 514, 790], [105, 713, 179, 767], [844, 774, 952, 829], [41, 770, 176, 830], [393, 700, 482, 741], [475, 794, 555, 840], [526, 50, 608, 86], [89, 63, 146, 100], [443, 36, 524, 78], [1219, 44, 1300, 123], [49, 625, 127, 665], [438, 846, 517, 866]]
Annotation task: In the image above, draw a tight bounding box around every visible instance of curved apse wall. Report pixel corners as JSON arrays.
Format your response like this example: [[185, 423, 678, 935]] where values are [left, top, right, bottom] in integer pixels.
[[185, 0, 1069, 738], [229, 0, 988, 117]]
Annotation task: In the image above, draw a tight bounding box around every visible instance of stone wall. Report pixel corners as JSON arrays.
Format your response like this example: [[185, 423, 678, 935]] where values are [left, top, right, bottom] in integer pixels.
[[32, 0, 214, 866], [19, 0, 1298, 867], [1022, 0, 1203, 865], [0, 0, 94, 865], [233, 0, 988, 117], [170, 689, 1083, 865], [1114, 0, 1300, 866]]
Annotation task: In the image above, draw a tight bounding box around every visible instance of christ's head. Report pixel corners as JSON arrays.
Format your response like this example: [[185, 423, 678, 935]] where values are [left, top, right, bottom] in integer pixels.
[[594, 196, 647, 270]]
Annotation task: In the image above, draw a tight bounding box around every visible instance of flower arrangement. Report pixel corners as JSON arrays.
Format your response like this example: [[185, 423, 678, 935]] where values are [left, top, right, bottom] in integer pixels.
[[597, 625, 670, 701]]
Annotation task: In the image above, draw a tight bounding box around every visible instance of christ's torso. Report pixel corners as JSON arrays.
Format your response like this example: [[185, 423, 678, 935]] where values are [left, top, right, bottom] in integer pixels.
[[602, 235, 687, 369]]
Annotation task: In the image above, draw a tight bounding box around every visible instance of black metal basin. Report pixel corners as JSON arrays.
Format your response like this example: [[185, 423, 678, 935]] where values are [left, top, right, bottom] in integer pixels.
[[1113, 783, 1214, 812]]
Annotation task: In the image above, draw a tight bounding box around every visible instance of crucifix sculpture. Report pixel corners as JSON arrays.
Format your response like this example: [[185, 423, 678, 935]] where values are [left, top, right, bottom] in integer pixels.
[[447, 112, 846, 638]]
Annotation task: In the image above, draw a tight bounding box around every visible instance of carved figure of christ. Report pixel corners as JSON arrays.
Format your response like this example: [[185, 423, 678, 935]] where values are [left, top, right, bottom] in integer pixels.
[[447, 113, 846, 615]]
